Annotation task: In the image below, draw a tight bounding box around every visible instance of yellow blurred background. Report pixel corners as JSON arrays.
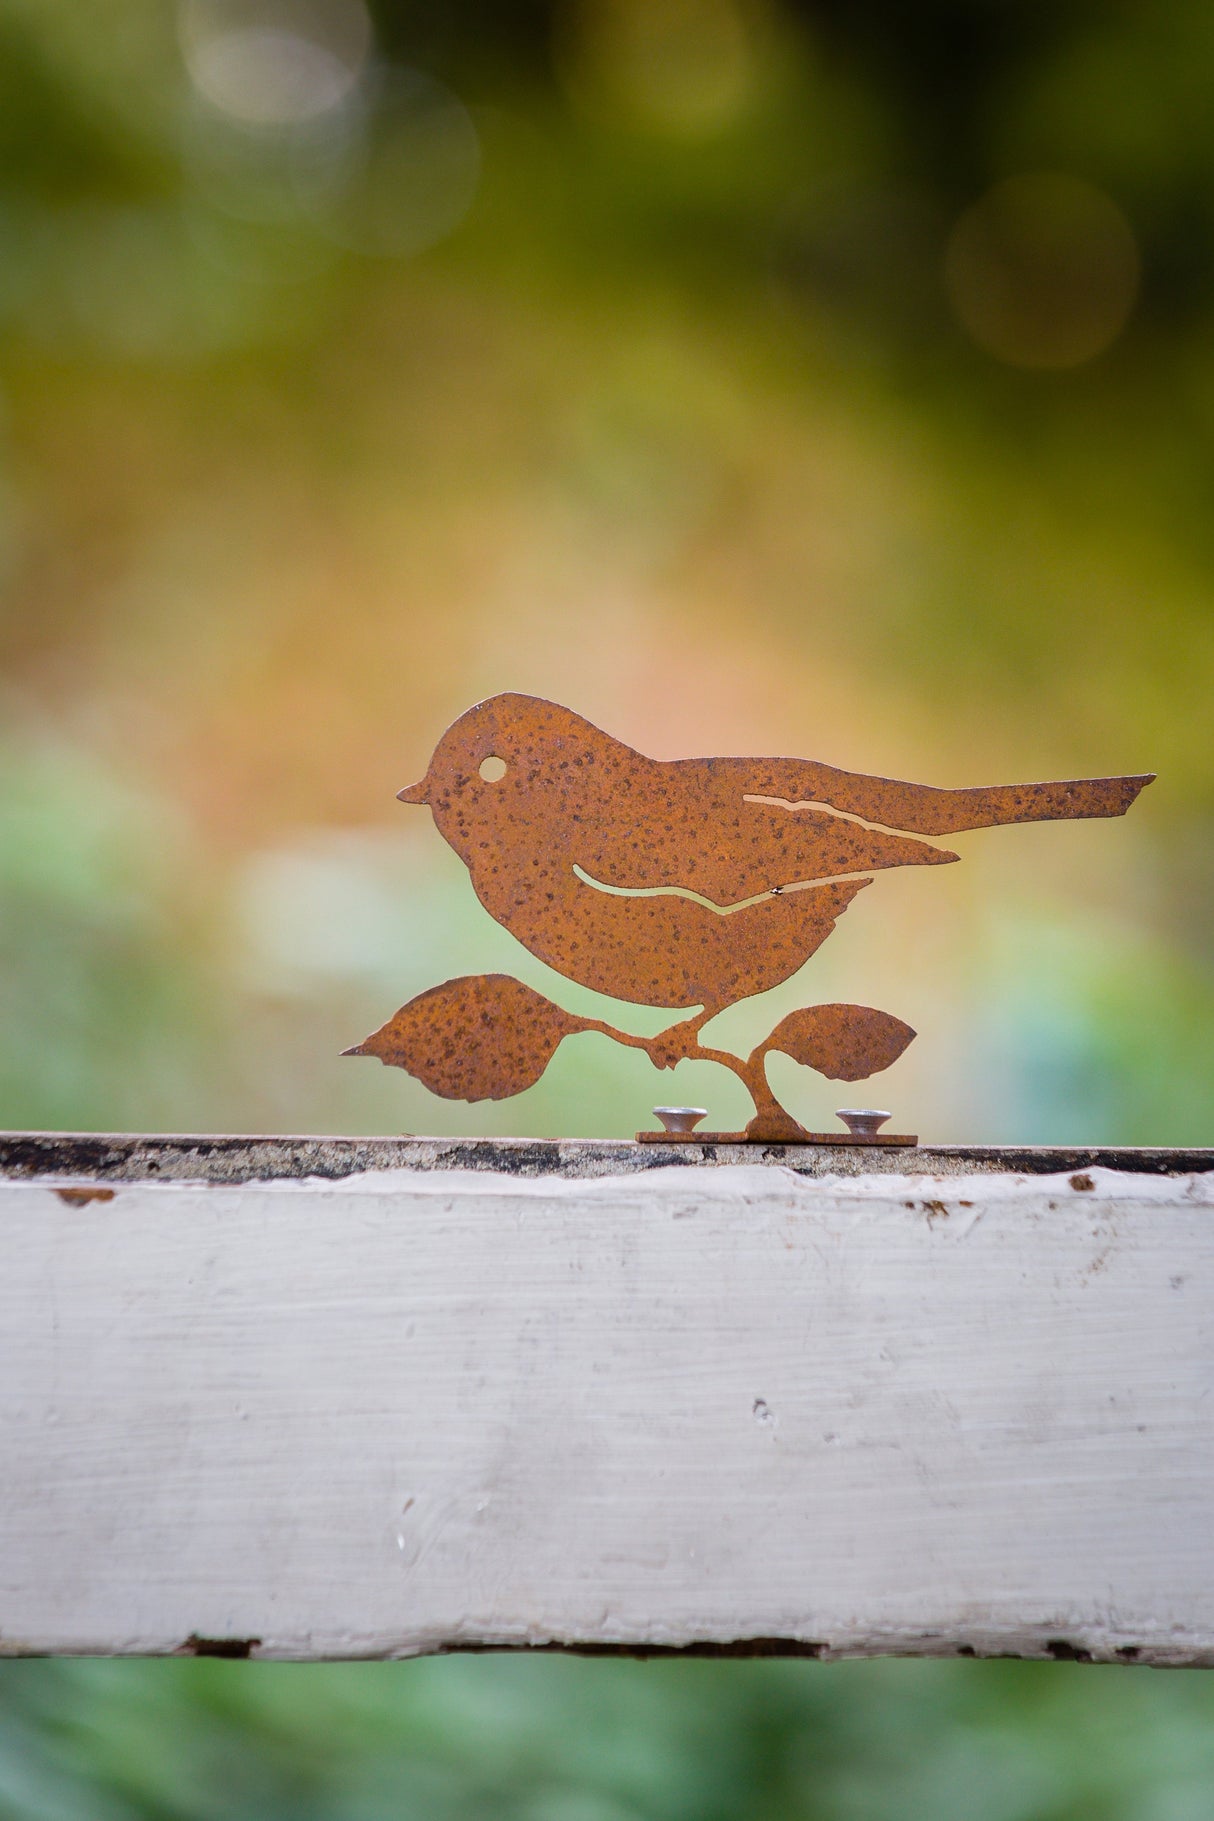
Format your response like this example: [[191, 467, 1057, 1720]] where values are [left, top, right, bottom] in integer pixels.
[[2, 0, 1211, 1147]]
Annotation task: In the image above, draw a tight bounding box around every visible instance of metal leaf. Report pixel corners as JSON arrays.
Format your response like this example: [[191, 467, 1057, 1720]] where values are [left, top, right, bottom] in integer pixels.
[[759, 1003, 916, 1082], [343, 974, 584, 1101]]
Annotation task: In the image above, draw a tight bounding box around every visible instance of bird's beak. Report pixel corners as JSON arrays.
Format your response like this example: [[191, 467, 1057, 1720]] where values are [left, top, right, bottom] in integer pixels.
[[396, 777, 429, 806]]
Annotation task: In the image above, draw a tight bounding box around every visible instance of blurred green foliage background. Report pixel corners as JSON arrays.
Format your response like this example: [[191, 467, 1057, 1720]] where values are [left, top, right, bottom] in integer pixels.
[[2, 0, 1213, 1813]]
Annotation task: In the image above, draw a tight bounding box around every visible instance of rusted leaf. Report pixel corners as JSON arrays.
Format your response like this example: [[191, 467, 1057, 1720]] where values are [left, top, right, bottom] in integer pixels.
[[344, 975, 584, 1102], [759, 1004, 916, 1082]]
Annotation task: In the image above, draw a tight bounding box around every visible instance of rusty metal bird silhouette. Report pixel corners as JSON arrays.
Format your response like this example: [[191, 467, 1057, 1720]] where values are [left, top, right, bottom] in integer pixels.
[[343, 693, 1153, 1142]]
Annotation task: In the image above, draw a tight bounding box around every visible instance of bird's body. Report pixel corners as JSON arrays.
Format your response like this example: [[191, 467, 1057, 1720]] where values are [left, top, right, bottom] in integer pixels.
[[397, 693, 1153, 1016]]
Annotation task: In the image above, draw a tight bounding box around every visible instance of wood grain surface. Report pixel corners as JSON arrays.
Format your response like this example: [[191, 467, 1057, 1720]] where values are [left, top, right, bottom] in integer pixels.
[[1, 1162, 1211, 1663]]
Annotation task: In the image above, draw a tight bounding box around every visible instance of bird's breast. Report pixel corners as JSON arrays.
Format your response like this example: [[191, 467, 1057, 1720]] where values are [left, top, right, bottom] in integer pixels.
[[468, 856, 871, 1010]]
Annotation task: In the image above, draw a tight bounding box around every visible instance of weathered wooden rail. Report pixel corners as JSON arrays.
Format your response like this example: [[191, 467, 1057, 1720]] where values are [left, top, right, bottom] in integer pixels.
[[2, 1135, 1212, 1664]]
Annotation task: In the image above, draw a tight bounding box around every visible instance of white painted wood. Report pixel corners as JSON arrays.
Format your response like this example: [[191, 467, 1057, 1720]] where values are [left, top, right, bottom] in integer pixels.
[[1, 1164, 1212, 1663]]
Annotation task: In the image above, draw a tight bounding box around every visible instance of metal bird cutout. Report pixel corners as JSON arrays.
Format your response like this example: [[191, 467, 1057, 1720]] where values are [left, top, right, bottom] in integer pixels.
[[344, 694, 1153, 1142]]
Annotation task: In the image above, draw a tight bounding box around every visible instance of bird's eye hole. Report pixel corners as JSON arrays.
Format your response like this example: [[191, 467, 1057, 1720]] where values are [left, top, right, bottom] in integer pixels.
[[479, 755, 508, 783]]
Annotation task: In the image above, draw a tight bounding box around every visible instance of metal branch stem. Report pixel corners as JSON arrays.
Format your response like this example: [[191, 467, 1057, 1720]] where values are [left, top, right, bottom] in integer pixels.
[[576, 1014, 792, 1133]]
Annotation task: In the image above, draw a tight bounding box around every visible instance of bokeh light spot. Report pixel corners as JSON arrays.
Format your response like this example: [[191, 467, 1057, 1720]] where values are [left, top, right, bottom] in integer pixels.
[[184, 99, 358, 226], [180, 0, 372, 125], [555, 0, 769, 136], [944, 173, 1139, 369], [311, 68, 481, 258]]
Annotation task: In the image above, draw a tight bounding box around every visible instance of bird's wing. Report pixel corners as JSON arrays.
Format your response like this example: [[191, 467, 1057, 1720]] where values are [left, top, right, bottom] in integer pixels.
[[693, 758, 1155, 838], [571, 790, 957, 905]]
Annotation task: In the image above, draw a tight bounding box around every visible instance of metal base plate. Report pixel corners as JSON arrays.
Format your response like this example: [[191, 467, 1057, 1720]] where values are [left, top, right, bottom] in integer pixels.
[[636, 1130, 919, 1146]]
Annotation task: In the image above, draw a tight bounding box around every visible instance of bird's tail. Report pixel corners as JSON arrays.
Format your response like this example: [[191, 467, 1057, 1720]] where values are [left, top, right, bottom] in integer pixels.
[[896, 773, 1155, 837], [717, 759, 1155, 839]]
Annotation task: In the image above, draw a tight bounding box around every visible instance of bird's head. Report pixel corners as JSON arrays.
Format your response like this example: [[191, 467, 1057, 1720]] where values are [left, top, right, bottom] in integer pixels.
[[397, 693, 616, 865]]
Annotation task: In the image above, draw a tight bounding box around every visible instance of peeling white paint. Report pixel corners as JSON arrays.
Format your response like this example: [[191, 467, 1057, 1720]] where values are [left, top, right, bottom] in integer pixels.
[[1, 1165, 1212, 1662]]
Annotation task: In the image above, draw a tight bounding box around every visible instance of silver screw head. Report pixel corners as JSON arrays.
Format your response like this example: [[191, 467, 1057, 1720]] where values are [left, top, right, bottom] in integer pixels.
[[653, 1106, 708, 1135], [836, 1109, 892, 1138]]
